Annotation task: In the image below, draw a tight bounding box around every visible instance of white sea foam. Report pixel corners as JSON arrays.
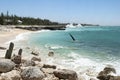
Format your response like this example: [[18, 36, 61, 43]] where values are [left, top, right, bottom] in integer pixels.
[[5, 29, 50, 44], [45, 44, 66, 50], [5, 32, 30, 44], [34, 30, 50, 33], [65, 26, 109, 32], [43, 51, 120, 79]]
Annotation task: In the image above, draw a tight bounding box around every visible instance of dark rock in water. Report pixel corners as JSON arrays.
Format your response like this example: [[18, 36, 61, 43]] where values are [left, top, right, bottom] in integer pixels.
[[21, 66, 45, 80], [53, 69, 78, 80], [43, 64, 56, 69], [31, 51, 39, 56], [104, 67, 116, 74], [97, 71, 107, 80], [5, 42, 14, 59], [11, 54, 21, 64], [48, 51, 54, 57], [22, 60, 35, 67], [102, 75, 120, 80], [97, 67, 116, 80], [0, 46, 6, 50], [0, 59, 15, 73], [31, 56, 41, 62]]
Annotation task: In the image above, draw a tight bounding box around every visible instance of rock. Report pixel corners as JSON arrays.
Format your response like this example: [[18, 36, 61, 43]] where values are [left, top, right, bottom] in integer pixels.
[[31, 51, 39, 56], [0, 59, 15, 73], [35, 62, 44, 68], [114, 76, 120, 80], [97, 71, 108, 80], [53, 69, 78, 80], [42, 74, 59, 80], [0, 77, 3, 80], [0, 46, 6, 50], [101, 75, 120, 80], [18, 48, 22, 56], [0, 70, 21, 80], [31, 56, 41, 62], [21, 66, 45, 80], [22, 60, 35, 67], [48, 51, 54, 57], [97, 67, 116, 80], [11, 54, 21, 64], [43, 64, 56, 69], [42, 68, 55, 74], [5, 42, 14, 59], [103, 67, 116, 74]]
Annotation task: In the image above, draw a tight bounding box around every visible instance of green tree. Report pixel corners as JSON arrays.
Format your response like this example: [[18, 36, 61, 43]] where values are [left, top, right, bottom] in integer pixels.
[[0, 13, 4, 25]]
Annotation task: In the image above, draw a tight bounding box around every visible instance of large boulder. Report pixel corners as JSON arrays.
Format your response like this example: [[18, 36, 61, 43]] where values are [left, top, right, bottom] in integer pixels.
[[0, 70, 21, 80], [53, 69, 78, 80], [0, 59, 15, 73], [21, 66, 45, 80]]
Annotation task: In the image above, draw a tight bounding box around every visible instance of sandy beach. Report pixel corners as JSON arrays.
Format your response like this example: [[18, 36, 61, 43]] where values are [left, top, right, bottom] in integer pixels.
[[0, 28, 30, 46], [0, 27, 31, 58]]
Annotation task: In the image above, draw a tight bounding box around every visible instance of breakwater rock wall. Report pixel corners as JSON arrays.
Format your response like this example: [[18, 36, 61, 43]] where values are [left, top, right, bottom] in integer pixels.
[[0, 25, 66, 31], [15, 25, 66, 31]]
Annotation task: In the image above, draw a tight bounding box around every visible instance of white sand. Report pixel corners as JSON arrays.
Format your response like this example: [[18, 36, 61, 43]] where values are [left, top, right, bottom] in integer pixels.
[[0, 28, 31, 57], [0, 29, 30, 45]]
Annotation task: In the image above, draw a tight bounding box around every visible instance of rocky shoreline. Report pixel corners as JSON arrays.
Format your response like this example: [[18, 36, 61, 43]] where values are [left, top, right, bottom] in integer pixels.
[[0, 42, 120, 80], [0, 25, 66, 31], [15, 25, 66, 31]]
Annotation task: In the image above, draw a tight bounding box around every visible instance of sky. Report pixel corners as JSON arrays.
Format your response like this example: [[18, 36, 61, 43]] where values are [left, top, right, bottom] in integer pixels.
[[0, 0, 120, 25]]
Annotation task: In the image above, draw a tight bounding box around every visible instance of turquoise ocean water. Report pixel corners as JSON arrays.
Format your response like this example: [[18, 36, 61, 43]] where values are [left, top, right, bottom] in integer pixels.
[[17, 26, 120, 76]]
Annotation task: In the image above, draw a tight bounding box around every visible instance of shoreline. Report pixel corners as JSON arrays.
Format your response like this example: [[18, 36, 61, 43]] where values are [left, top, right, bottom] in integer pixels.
[[0, 28, 31, 46], [0, 26, 120, 80], [0, 27, 32, 58]]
